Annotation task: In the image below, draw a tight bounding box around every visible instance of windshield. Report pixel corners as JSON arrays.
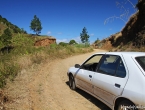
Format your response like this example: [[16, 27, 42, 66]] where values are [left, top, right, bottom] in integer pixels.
[[135, 56, 145, 71]]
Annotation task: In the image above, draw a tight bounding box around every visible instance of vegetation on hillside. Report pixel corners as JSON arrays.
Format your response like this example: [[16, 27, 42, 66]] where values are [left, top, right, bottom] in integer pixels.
[[0, 21, 93, 88], [94, 38, 100, 44], [0, 28, 12, 51], [0, 34, 92, 88], [0, 15, 27, 35]]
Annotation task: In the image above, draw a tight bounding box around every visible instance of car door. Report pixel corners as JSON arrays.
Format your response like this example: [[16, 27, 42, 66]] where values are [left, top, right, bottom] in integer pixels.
[[92, 54, 128, 106], [75, 54, 103, 94]]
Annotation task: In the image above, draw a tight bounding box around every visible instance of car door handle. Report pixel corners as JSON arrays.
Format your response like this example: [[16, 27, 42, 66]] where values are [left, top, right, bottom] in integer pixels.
[[89, 75, 92, 78], [115, 83, 121, 88]]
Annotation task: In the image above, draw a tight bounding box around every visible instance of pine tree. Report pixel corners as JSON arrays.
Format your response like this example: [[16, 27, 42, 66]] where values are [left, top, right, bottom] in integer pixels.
[[30, 15, 42, 35], [80, 27, 90, 45]]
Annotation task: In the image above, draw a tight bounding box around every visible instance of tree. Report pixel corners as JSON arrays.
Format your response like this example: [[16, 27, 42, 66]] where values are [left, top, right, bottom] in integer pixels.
[[30, 15, 42, 35], [0, 28, 12, 53], [59, 42, 68, 46], [69, 39, 77, 45], [13, 27, 21, 33], [1, 28, 12, 46], [4, 28, 12, 37], [20, 28, 27, 34], [94, 38, 100, 44], [80, 27, 90, 45]]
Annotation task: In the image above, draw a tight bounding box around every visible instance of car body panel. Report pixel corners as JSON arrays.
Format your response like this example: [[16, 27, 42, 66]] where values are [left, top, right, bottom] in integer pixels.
[[121, 54, 145, 106], [93, 54, 129, 106], [93, 72, 128, 106], [75, 69, 95, 93]]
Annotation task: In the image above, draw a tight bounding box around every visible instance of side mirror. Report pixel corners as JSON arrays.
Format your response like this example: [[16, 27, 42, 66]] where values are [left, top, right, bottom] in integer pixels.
[[75, 64, 80, 68]]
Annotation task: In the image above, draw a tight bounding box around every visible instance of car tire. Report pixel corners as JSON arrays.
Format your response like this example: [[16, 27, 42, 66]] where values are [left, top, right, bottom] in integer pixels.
[[69, 75, 76, 90], [117, 100, 137, 110]]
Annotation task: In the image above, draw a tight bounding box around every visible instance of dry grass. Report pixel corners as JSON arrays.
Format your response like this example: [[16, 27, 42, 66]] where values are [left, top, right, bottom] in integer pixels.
[[0, 45, 91, 84], [113, 32, 122, 42], [17, 55, 32, 69], [0, 23, 7, 35]]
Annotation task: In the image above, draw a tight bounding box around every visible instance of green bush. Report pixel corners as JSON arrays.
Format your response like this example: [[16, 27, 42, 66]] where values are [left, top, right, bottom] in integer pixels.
[[59, 42, 68, 47], [0, 60, 20, 88], [73, 43, 89, 48], [12, 34, 34, 47]]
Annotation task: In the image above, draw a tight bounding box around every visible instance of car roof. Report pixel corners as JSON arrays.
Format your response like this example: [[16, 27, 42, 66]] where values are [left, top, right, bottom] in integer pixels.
[[94, 52, 145, 57]]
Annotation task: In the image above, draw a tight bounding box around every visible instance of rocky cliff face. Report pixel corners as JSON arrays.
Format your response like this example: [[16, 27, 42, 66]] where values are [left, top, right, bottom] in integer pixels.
[[34, 37, 56, 46]]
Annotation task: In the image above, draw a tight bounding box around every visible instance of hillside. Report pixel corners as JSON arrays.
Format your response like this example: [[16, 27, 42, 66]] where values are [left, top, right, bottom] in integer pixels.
[[0, 15, 27, 35], [0, 14, 93, 87], [95, 0, 145, 51], [0, 15, 57, 51]]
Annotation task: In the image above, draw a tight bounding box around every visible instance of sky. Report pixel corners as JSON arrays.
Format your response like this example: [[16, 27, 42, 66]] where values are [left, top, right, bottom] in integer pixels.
[[0, 0, 138, 44]]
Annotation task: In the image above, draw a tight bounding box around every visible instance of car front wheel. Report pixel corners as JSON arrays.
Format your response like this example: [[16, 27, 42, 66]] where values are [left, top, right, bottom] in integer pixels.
[[117, 100, 137, 110], [69, 74, 76, 90]]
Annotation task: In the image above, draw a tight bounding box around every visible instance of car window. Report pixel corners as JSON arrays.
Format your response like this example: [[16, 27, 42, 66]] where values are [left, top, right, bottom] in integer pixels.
[[81, 54, 103, 72], [97, 55, 120, 76], [135, 56, 145, 71], [115, 59, 126, 78]]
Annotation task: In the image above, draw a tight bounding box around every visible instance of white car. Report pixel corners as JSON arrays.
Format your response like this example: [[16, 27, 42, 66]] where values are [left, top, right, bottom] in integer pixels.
[[67, 52, 145, 110]]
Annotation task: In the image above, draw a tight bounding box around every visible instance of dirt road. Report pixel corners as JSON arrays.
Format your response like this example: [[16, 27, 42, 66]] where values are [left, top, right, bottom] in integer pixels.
[[5, 49, 111, 110]]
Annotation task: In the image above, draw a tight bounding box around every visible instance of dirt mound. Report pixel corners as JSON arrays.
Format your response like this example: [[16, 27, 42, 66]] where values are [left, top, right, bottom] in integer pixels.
[[34, 37, 56, 46]]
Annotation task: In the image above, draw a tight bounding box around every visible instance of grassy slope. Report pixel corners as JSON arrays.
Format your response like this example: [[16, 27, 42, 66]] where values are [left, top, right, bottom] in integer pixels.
[[0, 33, 93, 88]]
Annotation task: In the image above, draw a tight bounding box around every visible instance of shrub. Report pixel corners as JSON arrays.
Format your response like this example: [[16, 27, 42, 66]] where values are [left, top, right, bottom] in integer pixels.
[[0, 60, 20, 88], [59, 42, 68, 47]]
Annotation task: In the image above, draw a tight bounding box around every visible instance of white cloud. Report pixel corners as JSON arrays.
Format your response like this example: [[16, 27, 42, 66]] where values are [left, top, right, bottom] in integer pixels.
[[47, 31, 51, 35], [56, 39, 69, 43], [57, 32, 62, 35], [56, 36, 81, 44], [90, 33, 94, 36], [72, 36, 81, 43]]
